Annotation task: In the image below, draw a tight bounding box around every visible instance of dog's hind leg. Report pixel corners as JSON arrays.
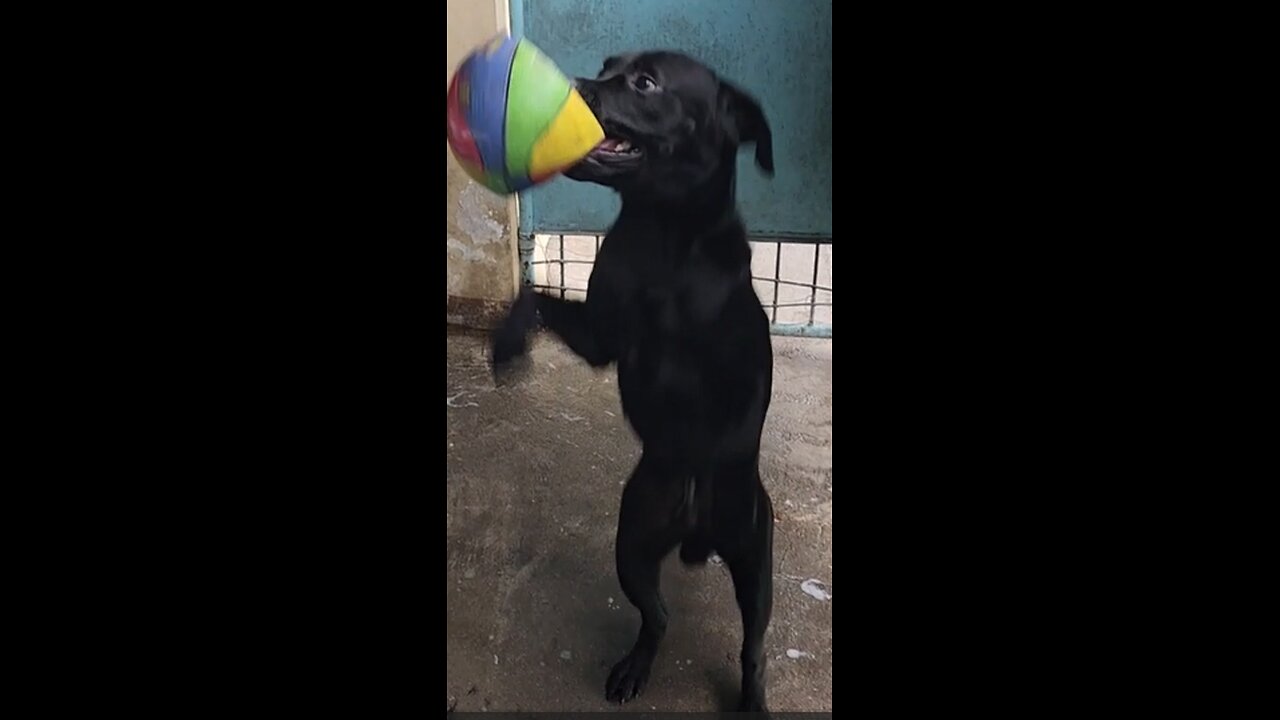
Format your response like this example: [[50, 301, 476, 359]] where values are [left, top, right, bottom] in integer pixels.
[[607, 454, 686, 704], [714, 465, 775, 714]]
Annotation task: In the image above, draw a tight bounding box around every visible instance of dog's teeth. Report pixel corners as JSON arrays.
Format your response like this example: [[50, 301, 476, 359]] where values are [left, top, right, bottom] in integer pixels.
[[616, 141, 631, 151]]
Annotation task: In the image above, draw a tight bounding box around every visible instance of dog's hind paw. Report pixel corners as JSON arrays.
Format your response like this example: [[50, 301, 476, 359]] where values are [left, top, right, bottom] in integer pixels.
[[737, 688, 769, 715], [605, 650, 654, 704]]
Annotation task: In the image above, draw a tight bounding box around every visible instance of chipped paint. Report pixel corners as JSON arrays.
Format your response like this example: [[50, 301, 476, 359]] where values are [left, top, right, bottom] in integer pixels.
[[447, 236, 491, 264], [457, 183, 508, 243]]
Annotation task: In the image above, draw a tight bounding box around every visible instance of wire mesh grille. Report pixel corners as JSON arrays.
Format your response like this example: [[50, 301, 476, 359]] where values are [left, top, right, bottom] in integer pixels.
[[521, 234, 831, 337]]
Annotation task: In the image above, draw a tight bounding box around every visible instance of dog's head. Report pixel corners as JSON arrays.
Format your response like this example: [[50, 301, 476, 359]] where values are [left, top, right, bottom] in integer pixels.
[[564, 51, 773, 200]]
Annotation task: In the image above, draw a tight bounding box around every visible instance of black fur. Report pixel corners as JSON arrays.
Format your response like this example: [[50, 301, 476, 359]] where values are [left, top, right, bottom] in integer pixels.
[[491, 51, 776, 714]]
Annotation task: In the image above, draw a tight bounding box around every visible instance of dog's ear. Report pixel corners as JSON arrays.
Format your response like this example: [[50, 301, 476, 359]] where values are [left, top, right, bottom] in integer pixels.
[[599, 53, 636, 78], [718, 80, 774, 175]]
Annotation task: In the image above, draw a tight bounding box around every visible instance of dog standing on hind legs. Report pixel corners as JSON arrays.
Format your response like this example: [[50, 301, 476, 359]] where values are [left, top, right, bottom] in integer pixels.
[[490, 50, 777, 714]]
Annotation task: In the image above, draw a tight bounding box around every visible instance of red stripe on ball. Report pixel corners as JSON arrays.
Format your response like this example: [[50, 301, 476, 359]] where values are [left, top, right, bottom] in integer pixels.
[[447, 68, 483, 168]]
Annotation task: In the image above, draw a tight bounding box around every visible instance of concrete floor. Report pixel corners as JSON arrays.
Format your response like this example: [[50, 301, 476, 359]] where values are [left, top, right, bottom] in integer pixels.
[[447, 327, 832, 713]]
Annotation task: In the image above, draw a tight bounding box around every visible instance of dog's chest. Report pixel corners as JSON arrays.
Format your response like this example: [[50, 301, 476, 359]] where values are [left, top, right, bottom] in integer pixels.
[[595, 241, 743, 334]]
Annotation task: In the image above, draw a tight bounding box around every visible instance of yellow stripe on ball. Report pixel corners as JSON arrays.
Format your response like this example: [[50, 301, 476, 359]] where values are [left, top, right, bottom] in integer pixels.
[[528, 89, 605, 179]]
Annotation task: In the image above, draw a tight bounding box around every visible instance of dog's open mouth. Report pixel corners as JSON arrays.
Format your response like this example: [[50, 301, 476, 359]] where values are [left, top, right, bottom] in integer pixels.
[[565, 129, 644, 181], [589, 137, 642, 160]]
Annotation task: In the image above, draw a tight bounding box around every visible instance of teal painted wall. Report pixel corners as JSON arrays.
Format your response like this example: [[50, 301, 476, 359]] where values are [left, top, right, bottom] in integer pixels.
[[513, 0, 832, 239]]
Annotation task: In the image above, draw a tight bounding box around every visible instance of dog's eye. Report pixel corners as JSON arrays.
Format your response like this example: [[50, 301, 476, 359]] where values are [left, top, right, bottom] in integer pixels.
[[632, 74, 659, 93]]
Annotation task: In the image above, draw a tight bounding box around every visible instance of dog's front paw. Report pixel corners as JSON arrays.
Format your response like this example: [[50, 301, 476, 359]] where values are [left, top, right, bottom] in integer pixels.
[[490, 323, 527, 369], [489, 287, 539, 377]]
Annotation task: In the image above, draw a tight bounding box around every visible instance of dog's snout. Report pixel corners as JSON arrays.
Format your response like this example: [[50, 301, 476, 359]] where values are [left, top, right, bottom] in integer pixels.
[[573, 79, 598, 108]]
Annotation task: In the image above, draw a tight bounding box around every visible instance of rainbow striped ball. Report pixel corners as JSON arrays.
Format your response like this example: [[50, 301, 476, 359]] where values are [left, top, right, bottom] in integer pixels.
[[447, 34, 604, 195]]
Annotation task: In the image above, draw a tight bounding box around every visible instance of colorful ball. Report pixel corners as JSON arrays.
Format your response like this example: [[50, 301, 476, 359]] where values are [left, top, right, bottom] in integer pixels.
[[447, 34, 604, 195]]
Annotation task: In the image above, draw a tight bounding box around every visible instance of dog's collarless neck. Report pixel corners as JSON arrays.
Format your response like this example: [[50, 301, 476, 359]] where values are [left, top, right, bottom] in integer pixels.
[[616, 202, 739, 238]]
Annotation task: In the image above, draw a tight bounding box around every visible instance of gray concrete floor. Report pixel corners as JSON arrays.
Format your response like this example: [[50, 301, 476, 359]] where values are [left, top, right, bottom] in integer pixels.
[[447, 327, 832, 713]]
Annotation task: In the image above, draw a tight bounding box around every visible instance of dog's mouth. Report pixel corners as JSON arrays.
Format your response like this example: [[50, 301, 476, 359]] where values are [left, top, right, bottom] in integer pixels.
[[564, 122, 644, 182], [588, 137, 643, 161]]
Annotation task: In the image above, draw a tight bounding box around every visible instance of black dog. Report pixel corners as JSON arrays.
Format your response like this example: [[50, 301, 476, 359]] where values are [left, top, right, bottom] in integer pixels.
[[491, 51, 776, 713]]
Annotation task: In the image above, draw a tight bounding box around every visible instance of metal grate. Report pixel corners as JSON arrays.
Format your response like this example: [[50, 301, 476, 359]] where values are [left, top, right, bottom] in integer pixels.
[[520, 233, 831, 337]]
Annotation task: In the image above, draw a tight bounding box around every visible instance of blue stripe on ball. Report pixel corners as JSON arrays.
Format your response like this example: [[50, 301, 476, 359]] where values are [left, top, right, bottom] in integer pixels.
[[465, 36, 518, 185]]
